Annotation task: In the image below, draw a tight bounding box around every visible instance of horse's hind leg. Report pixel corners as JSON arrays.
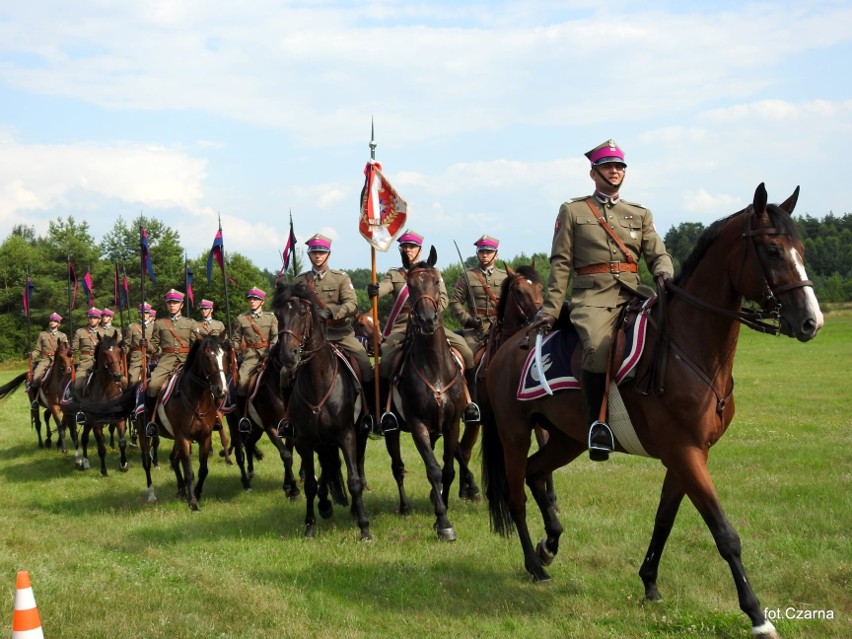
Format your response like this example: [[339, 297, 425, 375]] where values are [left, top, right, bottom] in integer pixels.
[[301, 450, 319, 537], [667, 448, 779, 639], [116, 420, 129, 472], [139, 434, 158, 504], [193, 436, 212, 504], [457, 422, 481, 500], [94, 425, 108, 476], [342, 434, 371, 541], [384, 430, 411, 515], [76, 424, 91, 470], [43, 409, 53, 448], [108, 423, 116, 449]]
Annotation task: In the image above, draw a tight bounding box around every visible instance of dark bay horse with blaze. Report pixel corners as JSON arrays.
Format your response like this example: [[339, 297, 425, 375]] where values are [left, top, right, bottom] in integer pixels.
[[273, 282, 370, 540], [74, 335, 129, 475], [384, 246, 466, 541], [482, 184, 823, 639]]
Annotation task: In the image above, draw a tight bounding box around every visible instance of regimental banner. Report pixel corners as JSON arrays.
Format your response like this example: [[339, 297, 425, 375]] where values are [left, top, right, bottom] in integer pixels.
[[359, 160, 407, 252]]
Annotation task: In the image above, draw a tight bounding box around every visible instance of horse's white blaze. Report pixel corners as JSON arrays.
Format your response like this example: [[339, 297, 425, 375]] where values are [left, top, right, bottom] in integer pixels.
[[790, 247, 825, 328]]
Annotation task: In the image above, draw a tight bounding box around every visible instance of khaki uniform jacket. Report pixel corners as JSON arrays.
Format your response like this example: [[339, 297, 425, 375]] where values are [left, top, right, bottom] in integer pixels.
[[196, 318, 226, 336], [71, 327, 100, 368], [451, 266, 508, 334], [31, 329, 68, 381], [121, 321, 153, 385], [293, 268, 358, 341], [147, 315, 199, 395], [98, 323, 122, 343], [541, 195, 674, 317], [233, 310, 278, 395]]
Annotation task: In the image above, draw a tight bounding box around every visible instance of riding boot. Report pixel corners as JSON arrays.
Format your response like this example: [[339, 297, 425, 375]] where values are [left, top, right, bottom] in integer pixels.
[[462, 369, 481, 425], [581, 370, 614, 462], [379, 377, 399, 433], [144, 394, 158, 437], [360, 378, 377, 435], [236, 395, 252, 433]]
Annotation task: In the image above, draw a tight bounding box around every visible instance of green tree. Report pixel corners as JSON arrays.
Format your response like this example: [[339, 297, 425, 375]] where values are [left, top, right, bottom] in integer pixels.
[[663, 222, 705, 273]]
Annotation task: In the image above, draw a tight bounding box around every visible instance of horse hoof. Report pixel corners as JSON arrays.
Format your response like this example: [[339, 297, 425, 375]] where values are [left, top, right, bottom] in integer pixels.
[[189, 503, 199, 512], [319, 505, 333, 520], [436, 527, 457, 542], [45, 440, 52, 449], [38, 442, 44, 450], [531, 568, 551, 583], [304, 526, 315, 538], [360, 531, 373, 542], [119, 463, 129, 473], [751, 622, 780, 639], [536, 540, 556, 567]]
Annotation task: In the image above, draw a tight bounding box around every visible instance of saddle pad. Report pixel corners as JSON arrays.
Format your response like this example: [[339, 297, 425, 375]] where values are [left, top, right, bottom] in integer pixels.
[[517, 302, 650, 400]]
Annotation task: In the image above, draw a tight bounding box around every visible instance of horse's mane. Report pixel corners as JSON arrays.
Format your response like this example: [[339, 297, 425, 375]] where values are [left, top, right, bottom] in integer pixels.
[[272, 281, 318, 313], [673, 203, 800, 286], [497, 264, 540, 320]]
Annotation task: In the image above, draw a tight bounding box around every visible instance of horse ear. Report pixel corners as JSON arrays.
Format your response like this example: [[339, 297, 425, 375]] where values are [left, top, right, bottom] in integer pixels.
[[505, 262, 514, 277], [402, 251, 412, 270], [753, 182, 768, 215], [779, 186, 800, 215], [427, 245, 437, 267], [529, 260, 537, 273]]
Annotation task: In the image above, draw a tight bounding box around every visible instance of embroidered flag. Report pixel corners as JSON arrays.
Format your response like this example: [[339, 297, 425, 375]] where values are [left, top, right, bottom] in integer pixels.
[[359, 160, 408, 252], [140, 227, 157, 283], [22, 277, 35, 317], [81, 271, 95, 306]]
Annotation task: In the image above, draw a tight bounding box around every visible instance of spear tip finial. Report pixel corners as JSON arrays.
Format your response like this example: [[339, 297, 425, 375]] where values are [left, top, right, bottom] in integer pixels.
[[369, 117, 377, 159]]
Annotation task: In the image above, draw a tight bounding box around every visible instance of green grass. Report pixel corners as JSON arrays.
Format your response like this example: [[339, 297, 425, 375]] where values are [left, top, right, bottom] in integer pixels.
[[0, 315, 850, 638]]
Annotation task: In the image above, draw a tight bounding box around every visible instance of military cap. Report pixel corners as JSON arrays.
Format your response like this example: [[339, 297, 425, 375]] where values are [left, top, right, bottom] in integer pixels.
[[397, 229, 424, 247], [137, 302, 152, 313], [585, 139, 627, 167], [86, 307, 102, 318], [246, 287, 266, 300], [199, 299, 214, 309], [305, 234, 332, 253], [48, 312, 63, 322], [101, 308, 114, 318], [163, 289, 185, 302], [474, 235, 499, 251]]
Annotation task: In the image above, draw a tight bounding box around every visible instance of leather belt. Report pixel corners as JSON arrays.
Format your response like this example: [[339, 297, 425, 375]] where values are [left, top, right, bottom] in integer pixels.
[[162, 347, 190, 354], [575, 261, 639, 276], [41, 351, 55, 357], [245, 341, 269, 349], [475, 309, 497, 317]]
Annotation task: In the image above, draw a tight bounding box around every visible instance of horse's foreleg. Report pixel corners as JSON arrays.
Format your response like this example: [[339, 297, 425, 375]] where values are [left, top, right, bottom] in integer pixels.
[[638, 468, 685, 601], [193, 435, 212, 504], [43, 408, 53, 448], [117, 419, 129, 472], [301, 449, 318, 538], [411, 422, 455, 541], [108, 423, 116, 449], [341, 432, 371, 541], [526, 429, 583, 568], [94, 425, 108, 476], [169, 442, 186, 499], [226, 417, 251, 490], [139, 432, 157, 504], [268, 427, 300, 499], [30, 403, 44, 449], [440, 422, 460, 511], [384, 429, 410, 515], [217, 414, 232, 465], [667, 448, 778, 639]]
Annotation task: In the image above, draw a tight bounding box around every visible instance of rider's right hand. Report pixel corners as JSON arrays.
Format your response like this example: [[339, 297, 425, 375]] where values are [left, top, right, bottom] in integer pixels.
[[528, 311, 557, 333], [366, 283, 380, 298]]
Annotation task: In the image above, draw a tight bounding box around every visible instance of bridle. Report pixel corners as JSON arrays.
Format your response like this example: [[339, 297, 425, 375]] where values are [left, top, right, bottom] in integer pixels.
[[663, 207, 813, 335], [503, 273, 542, 328], [407, 266, 440, 335]]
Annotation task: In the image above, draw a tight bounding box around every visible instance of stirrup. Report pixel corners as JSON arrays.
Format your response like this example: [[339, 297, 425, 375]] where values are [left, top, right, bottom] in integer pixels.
[[360, 414, 375, 434], [75, 411, 87, 425], [463, 402, 481, 425], [238, 416, 252, 434], [145, 421, 159, 438], [588, 420, 614, 462], [380, 411, 399, 433], [277, 419, 294, 439], [31, 400, 40, 410]]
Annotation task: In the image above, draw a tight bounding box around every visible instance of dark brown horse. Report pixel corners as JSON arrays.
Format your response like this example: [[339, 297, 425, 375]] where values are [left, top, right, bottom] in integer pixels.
[[383, 246, 465, 541], [456, 263, 545, 500], [137, 334, 230, 509], [482, 184, 823, 638], [73, 335, 129, 475], [273, 282, 370, 540], [35, 341, 77, 452], [226, 340, 300, 499]]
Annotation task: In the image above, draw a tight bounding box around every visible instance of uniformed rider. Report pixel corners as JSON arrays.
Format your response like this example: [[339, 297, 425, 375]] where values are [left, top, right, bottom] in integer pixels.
[[290, 233, 375, 429], [29, 312, 68, 400], [367, 229, 480, 432], [529, 139, 674, 461], [233, 287, 278, 428], [99, 308, 122, 342], [196, 299, 226, 336], [71, 307, 102, 395], [122, 302, 154, 386]]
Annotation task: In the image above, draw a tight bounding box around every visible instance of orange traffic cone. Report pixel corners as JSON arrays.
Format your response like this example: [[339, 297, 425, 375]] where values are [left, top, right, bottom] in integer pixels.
[[11, 571, 44, 638]]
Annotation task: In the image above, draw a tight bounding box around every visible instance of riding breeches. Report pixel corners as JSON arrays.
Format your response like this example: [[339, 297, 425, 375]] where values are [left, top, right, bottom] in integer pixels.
[[570, 304, 624, 373]]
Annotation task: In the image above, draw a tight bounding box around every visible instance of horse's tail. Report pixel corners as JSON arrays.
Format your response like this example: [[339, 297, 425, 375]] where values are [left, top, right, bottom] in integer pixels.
[[318, 444, 348, 507], [64, 383, 140, 424], [0, 372, 28, 403], [481, 414, 515, 537]]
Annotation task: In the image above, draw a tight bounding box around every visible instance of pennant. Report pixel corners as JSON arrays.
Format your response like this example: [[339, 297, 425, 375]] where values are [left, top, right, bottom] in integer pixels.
[[120, 269, 130, 310], [359, 160, 408, 252], [140, 227, 157, 283], [68, 260, 78, 309], [113, 264, 120, 308], [81, 271, 95, 306], [206, 229, 224, 285], [23, 277, 35, 318], [275, 216, 298, 284], [185, 264, 195, 308]]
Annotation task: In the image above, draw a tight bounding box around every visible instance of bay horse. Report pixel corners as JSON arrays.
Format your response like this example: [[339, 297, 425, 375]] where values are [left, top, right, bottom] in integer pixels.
[[72, 335, 129, 475], [481, 184, 823, 638], [455, 263, 545, 500], [137, 334, 230, 510], [384, 246, 465, 541], [226, 339, 301, 499], [272, 282, 370, 540]]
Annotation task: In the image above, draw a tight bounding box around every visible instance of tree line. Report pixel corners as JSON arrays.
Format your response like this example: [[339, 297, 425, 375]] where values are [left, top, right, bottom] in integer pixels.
[[0, 212, 848, 361]]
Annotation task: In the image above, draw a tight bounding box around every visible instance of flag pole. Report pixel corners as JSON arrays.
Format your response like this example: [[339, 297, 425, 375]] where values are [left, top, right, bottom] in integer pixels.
[[24, 266, 32, 350], [66, 254, 74, 336], [368, 120, 381, 422], [218, 214, 234, 339], [138, 218, 148, 390]]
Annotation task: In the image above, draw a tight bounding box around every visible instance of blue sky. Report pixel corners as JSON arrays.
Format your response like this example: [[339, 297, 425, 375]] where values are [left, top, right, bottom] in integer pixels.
[[1, 1, 850, 275]]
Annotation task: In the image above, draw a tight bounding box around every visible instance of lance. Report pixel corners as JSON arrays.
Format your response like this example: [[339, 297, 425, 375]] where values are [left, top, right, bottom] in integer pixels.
[[218, 214, 234, 339], [24, 265, 32, 351], [66, 253, 75, 337], [453, 240, 483, 339], [367, 120, 382, 423], [115, 261, 126, 332], [138, 218, 149, 396]]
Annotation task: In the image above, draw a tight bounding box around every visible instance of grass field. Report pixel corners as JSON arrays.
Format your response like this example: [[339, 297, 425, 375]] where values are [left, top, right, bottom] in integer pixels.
[[0, 314, 849, 638]]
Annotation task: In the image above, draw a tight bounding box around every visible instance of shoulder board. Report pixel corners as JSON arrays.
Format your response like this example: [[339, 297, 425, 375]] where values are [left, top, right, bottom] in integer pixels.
[[329, 268, 347, 276], [619, 199, 648, 210], [568, 195, 592, 203]]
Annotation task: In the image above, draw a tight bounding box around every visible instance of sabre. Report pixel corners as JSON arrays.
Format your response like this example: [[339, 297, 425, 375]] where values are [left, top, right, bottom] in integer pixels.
[[452, 240, 483, 338], [534, 330, 553, 396]]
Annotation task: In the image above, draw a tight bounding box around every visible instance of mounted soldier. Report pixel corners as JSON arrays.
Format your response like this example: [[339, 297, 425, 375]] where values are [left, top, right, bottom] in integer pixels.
[[195, 299, 226, 336], [122, 303, 154, 386], [233, 287, 277, 424], [29, 313, 69, 401], [71, 307, 102, 395], [99, 308, 122, 342]]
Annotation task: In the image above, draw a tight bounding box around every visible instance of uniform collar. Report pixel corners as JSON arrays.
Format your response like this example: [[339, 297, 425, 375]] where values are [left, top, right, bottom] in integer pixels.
[[169, 313, 182, 320], [480, 266, 493, 276], [594, 191, 620, 206], [312, 268, 327, 280]]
